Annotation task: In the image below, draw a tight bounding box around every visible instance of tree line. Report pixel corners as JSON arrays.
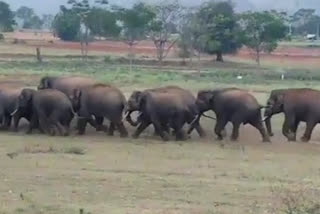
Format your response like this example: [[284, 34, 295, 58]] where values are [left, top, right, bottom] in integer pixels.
[[0, 0, 319, 65]]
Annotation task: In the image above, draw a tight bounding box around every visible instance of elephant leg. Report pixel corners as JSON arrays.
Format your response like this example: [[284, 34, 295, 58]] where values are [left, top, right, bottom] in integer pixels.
[[301, 120, 317, 142], [171, 114, 186, 141], [194, 122, 206, 138], [40, 117, 55, 136], [282, 114, 296, 141], [215, 117, 228, 140], [55, 121, 68, 136], [116, 122, 128, 138], [13, 115, 21, 132], [3, 114, 12, 130], [108, 122, 115, 136], [152, 118, 170, 142], [249, 118, 271, 143], [289, 119, 300, 142], [77, 118, 88, 135], [95, 117, 108, 132], [26, 114, 37, 134], [132, 120, 151, 139], [153, 123, 170, 136], [231, 121, 241, 141]]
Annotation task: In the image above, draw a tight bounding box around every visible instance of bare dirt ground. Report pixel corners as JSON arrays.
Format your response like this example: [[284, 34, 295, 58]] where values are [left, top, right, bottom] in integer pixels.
[[0, 74, 319, 213], [0, 32, 320, 213]]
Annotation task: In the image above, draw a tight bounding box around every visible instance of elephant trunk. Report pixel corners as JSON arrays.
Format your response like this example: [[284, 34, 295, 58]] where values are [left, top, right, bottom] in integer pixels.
[[11, 108, 19, 116], [125, 110, 140, 127], [187, 113, 201, 135], [264, 116, 274, 136]]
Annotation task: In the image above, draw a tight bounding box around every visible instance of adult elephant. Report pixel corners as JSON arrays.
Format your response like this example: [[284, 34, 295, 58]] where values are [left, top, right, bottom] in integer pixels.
[[0, 86, 28, 131], [13, 89, 75, 136], [37, 76, 106, 131], [264, 88, 320, 142], [126, 86, 206, 138], [126, 88, 200, 141], [69, 84, 128, 137], [190, 88, 270, 142]]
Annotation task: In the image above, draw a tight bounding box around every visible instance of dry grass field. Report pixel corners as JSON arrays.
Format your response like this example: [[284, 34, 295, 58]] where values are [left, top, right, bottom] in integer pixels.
[[0, 32, 319, 213]]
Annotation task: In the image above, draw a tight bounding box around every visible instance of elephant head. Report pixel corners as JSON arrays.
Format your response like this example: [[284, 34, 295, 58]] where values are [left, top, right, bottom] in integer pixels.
[[11, 89, 36, 116], [264, 90, 286, 136], [69, 89, 82, 113], [264, 90, 285, 118], [38, 76, 57, 90], [126, 91, 147, 126], [195, 90, 215, 113]]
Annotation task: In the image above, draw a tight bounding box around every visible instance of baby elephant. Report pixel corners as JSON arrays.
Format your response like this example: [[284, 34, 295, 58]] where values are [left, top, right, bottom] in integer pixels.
[[13, 89, 75, 136]]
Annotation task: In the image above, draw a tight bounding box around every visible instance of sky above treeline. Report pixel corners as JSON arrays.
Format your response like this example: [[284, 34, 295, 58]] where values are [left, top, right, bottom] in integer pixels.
[[3, 0, 320, 15]]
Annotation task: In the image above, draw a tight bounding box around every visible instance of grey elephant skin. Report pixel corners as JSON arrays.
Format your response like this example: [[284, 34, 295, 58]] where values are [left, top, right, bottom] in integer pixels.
[[38, 76, 105, 131], [0, 83, 34, 131], [193, 88, 270, 142], [126, 86, 203, 141], [264, 88, 320, 142], [127, 86, 206, 138], [16, 89, 74, 136], [70, 84, 128, 137]]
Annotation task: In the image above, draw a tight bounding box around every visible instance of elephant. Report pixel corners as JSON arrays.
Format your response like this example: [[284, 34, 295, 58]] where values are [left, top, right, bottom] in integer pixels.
[[69, 84, 128, 137], [126, 88, 200, 141], [264, 88, 320, 142], [190, 88, 270, 142], [13, 89, 75, 136], [0, 86, 27, 131], [126, 86, 206, 138], [37, 76, 106, 132]]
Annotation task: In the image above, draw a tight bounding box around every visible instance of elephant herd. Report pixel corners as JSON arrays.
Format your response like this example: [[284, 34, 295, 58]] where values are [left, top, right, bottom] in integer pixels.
[[0, 76, 319, 143]]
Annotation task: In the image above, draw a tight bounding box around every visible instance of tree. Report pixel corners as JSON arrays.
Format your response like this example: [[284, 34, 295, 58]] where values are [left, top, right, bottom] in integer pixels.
[[116, 2, 155, 71], [52, 6, 80, 41], [16, 6, 43, 29], [240, 11, 287, 65], [42, 14, 55, 30], [149, 0, 182, 66], [68, 0, 91, 58], [23, 15, 43, 29], [196, 1, 241, 62], [87, 7, 120, 38], [16, 6, 34, 21], [0, 1, 16, 32]]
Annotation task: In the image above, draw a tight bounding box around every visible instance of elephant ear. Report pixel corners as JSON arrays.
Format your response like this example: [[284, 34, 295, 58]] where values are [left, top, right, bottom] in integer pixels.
[[275, 94, 284, 104], [137, 92, 148, 110], [207, 92, 215, 105], [73, 88, 82, 100]]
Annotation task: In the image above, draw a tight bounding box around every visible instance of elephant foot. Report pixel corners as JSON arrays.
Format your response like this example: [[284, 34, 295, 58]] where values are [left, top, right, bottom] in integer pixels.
[[97, 125, 108, 132], [77, 131, 85, 135], [221, 130, 227, 138], [230, 137, 238, 142], [216, 136, 223, 141], [132, 134, 139, 139], [301, 136, 310, 143], [287, 133, 296, 142], [199, 132, 207, 138], [268, 132, 274, 137], [262, 137, 271, 143], [161, 133, 170, 142], [120, 132, 128, 138]]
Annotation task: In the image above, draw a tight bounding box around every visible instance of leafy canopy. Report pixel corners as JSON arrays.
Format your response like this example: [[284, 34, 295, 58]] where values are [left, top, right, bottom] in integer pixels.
[[53, 7, 81, 41], [240, 11, 287, 53], [0, 1, 16, 32], [116, 2, 155, 44]]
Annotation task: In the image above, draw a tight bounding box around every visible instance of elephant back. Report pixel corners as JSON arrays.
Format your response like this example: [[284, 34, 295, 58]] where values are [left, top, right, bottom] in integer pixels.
[[47, 76, 97, 96]]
